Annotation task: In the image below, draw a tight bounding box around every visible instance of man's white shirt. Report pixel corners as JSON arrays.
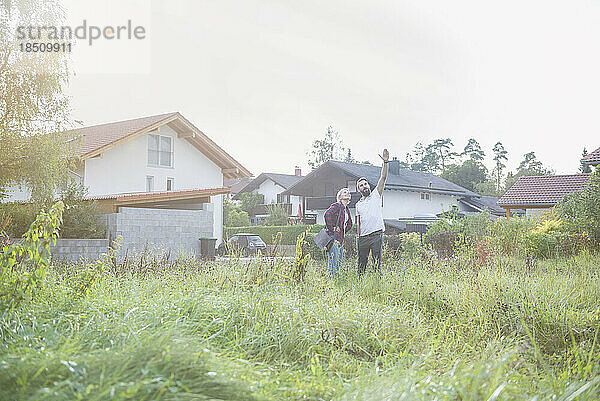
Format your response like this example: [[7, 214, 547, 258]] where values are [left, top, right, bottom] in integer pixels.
[[356, 189, 385, 236]]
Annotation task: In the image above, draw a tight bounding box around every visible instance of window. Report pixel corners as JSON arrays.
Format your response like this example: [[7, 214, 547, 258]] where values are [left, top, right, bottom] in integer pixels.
[[421, 193, 430, 201], [347, 180, 357, 192], [277, 194, 289, 203], [148, 133, 173, 167], [166, 177, 174, 191], [146, 176, 154, 192]]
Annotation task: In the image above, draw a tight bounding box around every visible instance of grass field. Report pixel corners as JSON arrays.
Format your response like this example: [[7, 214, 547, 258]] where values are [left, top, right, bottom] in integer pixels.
[[2, 252, 600, 400]]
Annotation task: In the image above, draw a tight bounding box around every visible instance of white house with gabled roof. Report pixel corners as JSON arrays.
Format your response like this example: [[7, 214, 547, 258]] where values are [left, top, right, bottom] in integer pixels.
[[4, 112, 251, 254]]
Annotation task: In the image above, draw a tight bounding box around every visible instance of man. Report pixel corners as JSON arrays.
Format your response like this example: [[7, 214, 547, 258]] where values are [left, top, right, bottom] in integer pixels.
[[355, 148, 389, 276]]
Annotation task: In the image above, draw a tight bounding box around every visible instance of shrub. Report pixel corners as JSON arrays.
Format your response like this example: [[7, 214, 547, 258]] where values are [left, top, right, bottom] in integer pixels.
[[0, 201, 64, 310], [265, 204, 289, 226], [557, 169, 600, 248], [225, 208, 250, 227], [0, 183, 106, 239]]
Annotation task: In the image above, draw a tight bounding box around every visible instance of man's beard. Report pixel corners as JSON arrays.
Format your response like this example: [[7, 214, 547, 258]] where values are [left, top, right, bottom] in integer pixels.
[[360, 187, 371, 196]]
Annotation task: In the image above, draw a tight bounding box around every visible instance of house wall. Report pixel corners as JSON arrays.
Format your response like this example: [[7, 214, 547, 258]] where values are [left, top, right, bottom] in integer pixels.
[[257, 179, 285, 204], [290, 195, 302, 217], [105, 206, 213, 259], [83, 125, 224, 244], [84, 125, 223, 196], [3, 183, 31, 201], [308, 189, 458, 225], [382, 190, 458, 218], [525, 207, 552, 217]]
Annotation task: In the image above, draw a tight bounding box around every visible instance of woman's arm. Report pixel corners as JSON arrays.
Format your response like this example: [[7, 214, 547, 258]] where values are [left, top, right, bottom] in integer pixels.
[[324, 204, 337, 233]]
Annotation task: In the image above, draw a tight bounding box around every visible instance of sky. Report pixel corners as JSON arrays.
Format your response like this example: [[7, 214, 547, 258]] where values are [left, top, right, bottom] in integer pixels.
[[62, 0, 600, 177]]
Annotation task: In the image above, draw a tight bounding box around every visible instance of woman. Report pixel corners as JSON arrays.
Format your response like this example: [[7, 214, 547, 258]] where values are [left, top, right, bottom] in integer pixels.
[[323, 187, 353, 278]]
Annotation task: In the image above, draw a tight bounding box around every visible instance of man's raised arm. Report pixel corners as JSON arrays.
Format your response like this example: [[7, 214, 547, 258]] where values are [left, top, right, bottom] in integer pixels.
[[376, 148, 389, 195]]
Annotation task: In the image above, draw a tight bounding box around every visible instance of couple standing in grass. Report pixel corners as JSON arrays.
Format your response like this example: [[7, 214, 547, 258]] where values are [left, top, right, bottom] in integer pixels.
[[324, 149, 389, 277]]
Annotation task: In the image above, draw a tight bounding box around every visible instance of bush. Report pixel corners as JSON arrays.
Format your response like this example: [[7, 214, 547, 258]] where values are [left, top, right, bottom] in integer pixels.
[[0, 183, 106, 239], [265, 204, 289, 226], [557, 169, 600, 248], [1, 201, 64, 310], [225, 209, 250, 227]]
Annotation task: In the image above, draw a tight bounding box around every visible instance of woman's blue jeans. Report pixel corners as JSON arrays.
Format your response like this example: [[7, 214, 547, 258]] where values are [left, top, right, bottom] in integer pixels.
[[327, 240, 344, 278]]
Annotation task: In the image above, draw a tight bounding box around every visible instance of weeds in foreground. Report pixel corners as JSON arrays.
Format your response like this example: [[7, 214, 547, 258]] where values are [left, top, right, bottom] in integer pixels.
[[1, 252, 600, 400]]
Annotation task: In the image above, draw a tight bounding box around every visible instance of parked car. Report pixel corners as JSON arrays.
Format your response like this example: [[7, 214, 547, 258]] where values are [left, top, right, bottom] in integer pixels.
[[217, 233, 266, 256]]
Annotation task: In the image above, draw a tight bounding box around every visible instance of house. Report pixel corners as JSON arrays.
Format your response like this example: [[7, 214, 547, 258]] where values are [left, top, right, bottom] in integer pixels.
[[458, 195, 524, 219], [233, 168, 304, 224], [4, 112, 251, 255], [581, 146, 600, 168], [497, 174, 592, 217], [223, 177, 253, 200], [282, 159, 480, 226]]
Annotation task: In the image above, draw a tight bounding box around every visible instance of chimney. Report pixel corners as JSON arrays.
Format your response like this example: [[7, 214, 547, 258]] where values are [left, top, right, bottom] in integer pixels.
[[389, 157, 400, 175], [295, 166, 302, 176]]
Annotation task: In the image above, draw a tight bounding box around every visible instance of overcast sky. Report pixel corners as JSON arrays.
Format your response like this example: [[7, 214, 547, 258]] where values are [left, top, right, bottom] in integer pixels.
[[64, 0, 600, 177]]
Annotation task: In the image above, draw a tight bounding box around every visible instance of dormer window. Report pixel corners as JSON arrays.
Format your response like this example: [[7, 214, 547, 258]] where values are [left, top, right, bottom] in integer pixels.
[[148, 133, 173, 167]]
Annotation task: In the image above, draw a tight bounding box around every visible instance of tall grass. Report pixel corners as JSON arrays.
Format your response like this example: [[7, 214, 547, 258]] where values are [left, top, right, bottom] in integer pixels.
[[1, 252, 600, 400]]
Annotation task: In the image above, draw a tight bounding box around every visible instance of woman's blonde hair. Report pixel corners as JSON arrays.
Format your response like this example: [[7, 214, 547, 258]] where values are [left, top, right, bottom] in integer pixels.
[[337, 187, 351, 202]]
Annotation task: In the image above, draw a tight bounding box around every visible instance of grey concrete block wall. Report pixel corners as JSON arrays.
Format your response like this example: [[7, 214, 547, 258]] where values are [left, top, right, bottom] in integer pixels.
[[51, 239, 109, 262], [105, 207, 214, 260]]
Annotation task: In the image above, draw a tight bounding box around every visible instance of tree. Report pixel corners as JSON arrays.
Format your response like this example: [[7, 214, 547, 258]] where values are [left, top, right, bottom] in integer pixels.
[[265, 204, 288, 226], [504, 152, 553, 190], [473, 179, 498, 197], [344, 148, 357, 163], [429, 138, 457, 173], [307, 126, 346, 168], [224, 199, 250, 227], [558, 169, 600, 247], [461, 138, 485, 161], [441, 159, 488, 192], [0, 1, 73, 201], [237, 192, 264, 214], [516, 152, 552, 176], [492, 142, 508, 193], [580, 148, 592, 174]]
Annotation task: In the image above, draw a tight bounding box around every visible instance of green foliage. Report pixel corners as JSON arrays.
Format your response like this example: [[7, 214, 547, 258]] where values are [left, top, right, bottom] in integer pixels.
[[580, 148, 592, 174], [0, 201, 64, 310], [461, 138, 485, 161], [226, 225, 324, 245], [237, 192, 264, 214], [0, 1, 73, 200], [307, 126, 347, 168], [292, 229, 311, 282], [0, 183, 106, 239], [3, 252, 600, 399], [264, 203, 289, 226], [224, 200, 250, 227], [59, 182, 106, 239], [493, 142, 508, 192], [441, 159, 488, 192], [505, 152, 554, 190], [558, 170, 600, 247]]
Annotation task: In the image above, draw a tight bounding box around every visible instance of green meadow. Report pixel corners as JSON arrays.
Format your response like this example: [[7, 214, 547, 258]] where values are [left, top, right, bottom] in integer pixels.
[[2, 250, 600, 400]]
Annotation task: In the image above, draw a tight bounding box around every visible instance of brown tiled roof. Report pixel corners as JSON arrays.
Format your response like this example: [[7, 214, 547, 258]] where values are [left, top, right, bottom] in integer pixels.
[[582, 147, 600, 165], [224, 177, 253, 195], [64, 112, 251, 178], [66, 112, 178, 158], [498, 174, 592, 207]]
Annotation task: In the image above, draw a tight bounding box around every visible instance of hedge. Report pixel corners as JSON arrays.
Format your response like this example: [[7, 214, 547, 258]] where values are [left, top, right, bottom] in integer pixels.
[[225, 225, 325, 245]]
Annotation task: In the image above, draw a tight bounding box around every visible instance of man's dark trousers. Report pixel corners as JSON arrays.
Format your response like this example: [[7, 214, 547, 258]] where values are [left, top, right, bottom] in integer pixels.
[[357, 230, 383, 276]]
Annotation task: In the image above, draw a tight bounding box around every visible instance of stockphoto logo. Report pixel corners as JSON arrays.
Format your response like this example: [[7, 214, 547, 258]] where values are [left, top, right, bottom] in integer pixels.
[[16, 20, 147, 47]]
